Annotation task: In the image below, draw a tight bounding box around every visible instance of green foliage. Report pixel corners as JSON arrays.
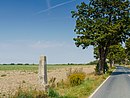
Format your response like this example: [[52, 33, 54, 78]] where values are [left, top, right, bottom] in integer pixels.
[[72, 0, 130, 49], [94, 44, 127, 65], [67, 68, 86, 86], [94, 47, 99, 59], [106, 70, 113, 75], [107, 44, 126, 64], [72, 0, 130, 73], [48, 88, 59, 98], [48, 88, 72, 98], [126, 38, 130, 61]]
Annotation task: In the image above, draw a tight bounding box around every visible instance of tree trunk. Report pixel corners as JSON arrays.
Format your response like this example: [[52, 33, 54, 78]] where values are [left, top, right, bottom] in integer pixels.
[[99, 46, 107, 74], [110, 60, 114, 68], [112, 60, 115, 67], [110, 60, 112, 68], [99, 47, 102, 73]]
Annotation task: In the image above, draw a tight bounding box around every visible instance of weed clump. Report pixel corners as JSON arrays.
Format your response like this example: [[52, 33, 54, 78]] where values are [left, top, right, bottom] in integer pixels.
[[49, 77, 56, 88]]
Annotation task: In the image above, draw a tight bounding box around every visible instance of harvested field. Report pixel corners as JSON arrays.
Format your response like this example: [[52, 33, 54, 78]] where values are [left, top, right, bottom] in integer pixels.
[[0, 65, 95, 97]]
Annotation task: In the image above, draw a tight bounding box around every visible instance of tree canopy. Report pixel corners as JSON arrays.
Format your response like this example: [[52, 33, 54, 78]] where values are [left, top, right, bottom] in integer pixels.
[[107, 44, 126, 65], [72, 0, 130, 73]]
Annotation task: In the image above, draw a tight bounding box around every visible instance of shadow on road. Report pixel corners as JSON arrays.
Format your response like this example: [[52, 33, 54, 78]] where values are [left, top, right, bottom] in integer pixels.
[[111, 66, 130, 76]]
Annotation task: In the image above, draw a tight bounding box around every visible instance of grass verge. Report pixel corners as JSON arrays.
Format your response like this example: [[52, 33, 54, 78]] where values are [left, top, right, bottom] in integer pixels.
[[55, 73, 108, 98], [55, 68, 115, 98]]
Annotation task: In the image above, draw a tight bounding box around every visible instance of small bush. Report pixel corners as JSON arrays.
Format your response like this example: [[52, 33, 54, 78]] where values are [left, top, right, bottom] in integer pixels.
[[67, 68, 86, 86], [106, 70, 112, 75], [48, 88, 59, 97]]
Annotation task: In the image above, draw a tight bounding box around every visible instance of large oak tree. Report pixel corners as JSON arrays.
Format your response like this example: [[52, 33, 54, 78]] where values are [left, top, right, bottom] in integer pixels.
[[72, 0, 130, 73]]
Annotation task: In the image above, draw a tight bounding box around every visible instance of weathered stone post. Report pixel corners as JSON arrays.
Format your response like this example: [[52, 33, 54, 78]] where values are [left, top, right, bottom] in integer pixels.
[[38, 55, 48, 91]]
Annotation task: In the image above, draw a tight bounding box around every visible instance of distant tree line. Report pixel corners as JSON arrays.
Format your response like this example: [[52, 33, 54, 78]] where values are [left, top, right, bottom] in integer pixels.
[[2, 63, 36, 65]]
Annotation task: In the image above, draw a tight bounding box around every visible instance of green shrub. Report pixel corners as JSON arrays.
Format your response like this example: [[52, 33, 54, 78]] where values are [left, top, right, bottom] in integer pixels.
[[48, 88, 59, 98], [67, 68, 86, 86], [48, 88, 73, 98]]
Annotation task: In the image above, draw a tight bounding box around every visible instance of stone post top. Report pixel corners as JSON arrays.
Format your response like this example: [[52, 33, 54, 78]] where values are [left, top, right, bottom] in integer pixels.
[[40, 55, 45, 57], [40, 55, 46, 59]]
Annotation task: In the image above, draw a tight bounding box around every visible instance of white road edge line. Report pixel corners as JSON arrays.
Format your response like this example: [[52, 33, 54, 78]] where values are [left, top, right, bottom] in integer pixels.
[[89, 69, 116, 98]]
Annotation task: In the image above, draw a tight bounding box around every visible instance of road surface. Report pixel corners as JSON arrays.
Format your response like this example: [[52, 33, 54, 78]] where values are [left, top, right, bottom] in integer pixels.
[[90, 66, 130, 98]]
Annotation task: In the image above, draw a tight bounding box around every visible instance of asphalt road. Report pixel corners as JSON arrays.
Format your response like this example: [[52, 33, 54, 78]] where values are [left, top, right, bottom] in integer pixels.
[[90, 66, 130, 98]]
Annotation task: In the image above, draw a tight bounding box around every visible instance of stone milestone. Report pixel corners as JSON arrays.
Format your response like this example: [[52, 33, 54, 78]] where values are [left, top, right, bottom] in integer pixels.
[[38, 55, 47, 85]]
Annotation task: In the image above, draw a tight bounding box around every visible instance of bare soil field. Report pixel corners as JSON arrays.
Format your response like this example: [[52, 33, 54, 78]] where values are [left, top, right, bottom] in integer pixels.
[[0, 65, 94, 97]]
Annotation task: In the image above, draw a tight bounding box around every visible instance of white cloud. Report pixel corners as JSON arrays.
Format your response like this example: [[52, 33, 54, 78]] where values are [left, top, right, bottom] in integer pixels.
[[30, 40, 65, 49]]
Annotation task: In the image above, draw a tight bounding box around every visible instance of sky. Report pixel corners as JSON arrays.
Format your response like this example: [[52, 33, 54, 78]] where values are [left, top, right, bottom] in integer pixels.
[[0, 0, 95, 64]]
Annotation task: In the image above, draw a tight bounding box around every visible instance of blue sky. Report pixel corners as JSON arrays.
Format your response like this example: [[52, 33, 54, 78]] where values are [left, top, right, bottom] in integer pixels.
[[0, 0, 95, 64]]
